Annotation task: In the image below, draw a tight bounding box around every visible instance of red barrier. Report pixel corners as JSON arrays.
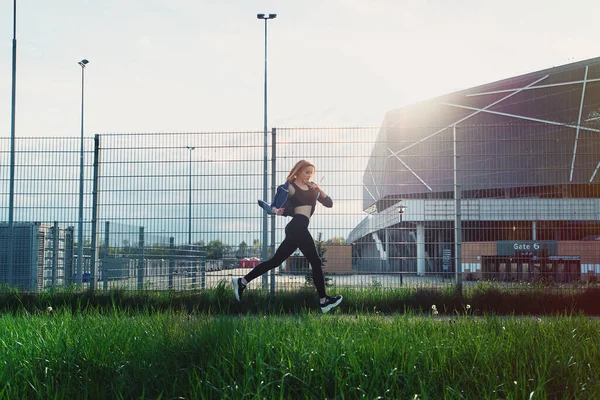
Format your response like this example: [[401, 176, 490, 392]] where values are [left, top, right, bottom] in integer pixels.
[[239, 257, 260, 268]]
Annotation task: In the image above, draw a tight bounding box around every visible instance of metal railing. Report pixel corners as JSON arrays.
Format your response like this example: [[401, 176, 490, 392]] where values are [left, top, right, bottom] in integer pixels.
[[1, 124, 599, 293]]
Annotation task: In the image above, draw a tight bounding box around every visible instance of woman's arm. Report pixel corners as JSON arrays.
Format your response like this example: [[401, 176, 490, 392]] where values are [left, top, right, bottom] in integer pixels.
[[271, 184, 295, 215], [311, 183, 333, 208]]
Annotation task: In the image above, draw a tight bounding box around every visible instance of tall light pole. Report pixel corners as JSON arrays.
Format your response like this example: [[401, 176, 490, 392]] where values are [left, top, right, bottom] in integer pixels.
[[7, 0, 18, 286], [77, 58, 89, 287], [257, 13, 276, 289], [186, 146, 195, 244]]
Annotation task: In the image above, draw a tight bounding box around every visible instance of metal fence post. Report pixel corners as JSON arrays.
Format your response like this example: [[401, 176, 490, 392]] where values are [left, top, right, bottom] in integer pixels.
[[453, 125, 463, 290], [65, 226, 74, 286], [89, 134, 100, 291], [52, 221, 58, 287], [270, 127, 277, 294], [200, 246, 206, 290], [261, 146, 269, 291], [138, 226, 144, 290], [6, 229, 13, 288], [103, 221, 109, 291], [191, 245, 197, 289], [168, 237, 174, 290]]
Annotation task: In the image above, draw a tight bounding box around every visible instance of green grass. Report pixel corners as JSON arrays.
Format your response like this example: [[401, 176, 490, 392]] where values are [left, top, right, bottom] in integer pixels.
[[1, 280, 599, 316], [0, 309, 598, 399], [0, 281, 598, 398]]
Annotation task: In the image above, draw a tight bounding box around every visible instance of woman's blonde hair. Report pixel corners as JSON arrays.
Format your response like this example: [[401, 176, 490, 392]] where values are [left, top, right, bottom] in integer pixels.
[[286, 160, 316, 182]]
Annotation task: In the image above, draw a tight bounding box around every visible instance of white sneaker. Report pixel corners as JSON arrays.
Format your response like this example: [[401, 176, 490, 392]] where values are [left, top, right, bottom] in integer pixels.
[[232, 278, 246, 302], [320, 295, 343, 313]]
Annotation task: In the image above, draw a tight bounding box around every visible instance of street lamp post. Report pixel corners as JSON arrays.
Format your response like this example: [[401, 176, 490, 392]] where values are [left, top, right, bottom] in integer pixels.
[[453, 125, 463, 289], [397, 202, 407, 284], [77, 58, 89, 287], [7, 0, 18, 286], [257, 13, 276, 289], [186, 146, 195, 244]]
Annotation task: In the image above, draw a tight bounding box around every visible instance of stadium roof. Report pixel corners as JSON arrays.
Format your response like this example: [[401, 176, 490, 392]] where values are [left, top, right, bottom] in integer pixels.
[[363, 56, 600, 211]]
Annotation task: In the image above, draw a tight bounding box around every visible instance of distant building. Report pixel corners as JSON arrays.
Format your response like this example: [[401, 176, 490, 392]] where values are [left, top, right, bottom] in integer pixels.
[[348, 57, 600, 281], [0, 223, 74, 291]]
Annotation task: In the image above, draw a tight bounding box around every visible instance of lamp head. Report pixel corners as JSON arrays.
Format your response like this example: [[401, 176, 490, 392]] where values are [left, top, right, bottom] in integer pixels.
[[78, 59, 89, 67], [257, 13, 277, 19], [397, 203, 407, 214]]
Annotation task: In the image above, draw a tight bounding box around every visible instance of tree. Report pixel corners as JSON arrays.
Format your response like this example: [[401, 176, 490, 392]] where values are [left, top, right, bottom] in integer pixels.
[[251, 239, 261, 257], [236, 241, 248, 258], [325, 237, 346, 245], [206, 239, 226, 260]]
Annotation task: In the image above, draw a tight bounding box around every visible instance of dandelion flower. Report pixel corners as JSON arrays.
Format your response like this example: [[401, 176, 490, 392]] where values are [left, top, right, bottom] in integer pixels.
[[466, 304, 471, 309], [46, 306, 53, 312]]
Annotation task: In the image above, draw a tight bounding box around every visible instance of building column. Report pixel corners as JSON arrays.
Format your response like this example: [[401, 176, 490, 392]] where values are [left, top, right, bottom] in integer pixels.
[[417, 223, 425, 276], [371, 232, 386, 272], [532, 220, 537, 240], [385, 228, 390, 272]]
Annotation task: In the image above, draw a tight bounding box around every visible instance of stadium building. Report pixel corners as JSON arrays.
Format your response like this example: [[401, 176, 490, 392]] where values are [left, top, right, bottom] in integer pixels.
[[348, 57, 600, 282]]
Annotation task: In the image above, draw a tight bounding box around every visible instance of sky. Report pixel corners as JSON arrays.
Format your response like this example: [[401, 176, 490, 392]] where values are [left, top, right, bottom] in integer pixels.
[[1, 0, 599, 138]]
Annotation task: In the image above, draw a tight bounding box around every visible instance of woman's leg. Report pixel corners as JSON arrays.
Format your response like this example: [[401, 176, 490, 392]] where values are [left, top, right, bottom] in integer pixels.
[[296, 230, 327, 298], [243, 236, 297, 283]]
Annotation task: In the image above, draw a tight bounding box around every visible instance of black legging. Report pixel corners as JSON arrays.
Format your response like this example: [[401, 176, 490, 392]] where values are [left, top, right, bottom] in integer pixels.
[[244, 214, 326, 298]]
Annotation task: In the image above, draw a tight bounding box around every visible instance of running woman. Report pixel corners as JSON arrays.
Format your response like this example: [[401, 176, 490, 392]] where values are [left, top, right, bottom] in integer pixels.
[[233, 160, 343, 313]]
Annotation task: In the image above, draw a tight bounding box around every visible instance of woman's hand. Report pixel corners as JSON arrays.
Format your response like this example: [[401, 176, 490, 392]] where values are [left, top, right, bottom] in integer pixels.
[[309, 183, 327, 198], [272, 207, 285, 216]]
